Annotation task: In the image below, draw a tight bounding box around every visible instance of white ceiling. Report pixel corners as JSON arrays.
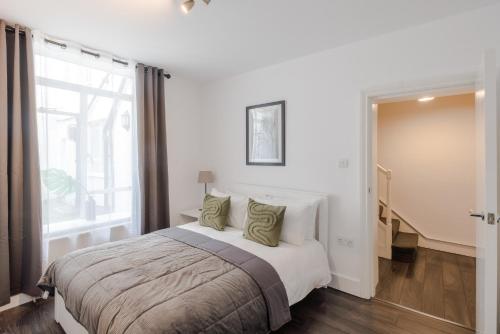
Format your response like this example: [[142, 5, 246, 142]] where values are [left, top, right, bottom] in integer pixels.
[[1, 0, 499, 81]]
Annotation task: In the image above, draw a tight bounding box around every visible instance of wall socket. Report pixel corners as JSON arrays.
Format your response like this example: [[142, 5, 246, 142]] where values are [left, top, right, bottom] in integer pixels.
[[336, 237, 354, 248]]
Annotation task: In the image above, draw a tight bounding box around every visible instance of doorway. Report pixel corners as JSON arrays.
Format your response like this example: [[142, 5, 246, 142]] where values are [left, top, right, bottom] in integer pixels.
[[373, 92, 477, 329], [361, 52, 498, 334], [363, 78, 490, 328]]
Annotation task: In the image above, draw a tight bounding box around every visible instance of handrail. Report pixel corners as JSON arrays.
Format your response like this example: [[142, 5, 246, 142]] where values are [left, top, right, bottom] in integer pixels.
[[377, 164, 390, 175], [378, 199, 475, 248]]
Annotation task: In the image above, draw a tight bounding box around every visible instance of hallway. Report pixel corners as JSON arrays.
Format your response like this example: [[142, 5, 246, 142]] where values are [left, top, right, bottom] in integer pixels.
[[376, 247, 476, 329]]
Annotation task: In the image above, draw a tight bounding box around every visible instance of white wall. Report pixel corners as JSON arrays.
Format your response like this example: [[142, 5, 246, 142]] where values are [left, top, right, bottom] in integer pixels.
[[378, 94, 476, 256], [165, 77, 204, 226], [199, 4, 500, 297]]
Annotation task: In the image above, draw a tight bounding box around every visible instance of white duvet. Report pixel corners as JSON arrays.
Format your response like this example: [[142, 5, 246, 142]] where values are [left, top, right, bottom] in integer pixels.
[[179, 222, 331, 306]]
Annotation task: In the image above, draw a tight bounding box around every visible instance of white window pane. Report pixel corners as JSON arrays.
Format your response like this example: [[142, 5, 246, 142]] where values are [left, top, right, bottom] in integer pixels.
[[36, 85, 80, 114], [39, 113, 78, 224], [113, 101, 133, 188]]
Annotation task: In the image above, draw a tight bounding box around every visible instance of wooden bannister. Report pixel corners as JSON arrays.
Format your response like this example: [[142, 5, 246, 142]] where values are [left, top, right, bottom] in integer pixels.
[[377, 164, 393, 226], [377, 164, 393, 259]]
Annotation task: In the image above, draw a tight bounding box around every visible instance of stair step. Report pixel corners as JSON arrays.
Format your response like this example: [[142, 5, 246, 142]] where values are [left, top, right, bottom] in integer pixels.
[[379, 217, 400, 241], [392, 232, 418, 263], [392, 232, 418, 249]]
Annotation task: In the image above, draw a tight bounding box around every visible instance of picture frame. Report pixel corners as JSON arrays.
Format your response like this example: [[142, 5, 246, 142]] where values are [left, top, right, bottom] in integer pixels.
[[246, 100, 286, 166]]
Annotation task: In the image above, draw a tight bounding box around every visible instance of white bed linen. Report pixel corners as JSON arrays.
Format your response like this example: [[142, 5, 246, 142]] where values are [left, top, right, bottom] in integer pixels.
[[179, 222, 331, 306]]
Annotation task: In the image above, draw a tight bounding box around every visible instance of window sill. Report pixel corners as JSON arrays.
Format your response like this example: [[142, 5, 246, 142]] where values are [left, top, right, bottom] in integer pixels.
[[43, 212, 133, 240]]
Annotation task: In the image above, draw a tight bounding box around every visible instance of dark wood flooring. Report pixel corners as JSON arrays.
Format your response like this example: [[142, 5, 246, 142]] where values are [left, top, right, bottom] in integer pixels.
[[375, 247, 476, 329], [0, 288, 473, 334]]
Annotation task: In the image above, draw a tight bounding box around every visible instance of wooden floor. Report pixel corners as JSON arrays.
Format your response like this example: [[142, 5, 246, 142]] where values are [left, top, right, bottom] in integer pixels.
[[375, 247, 476, 329], [0, 288, 473, 334]]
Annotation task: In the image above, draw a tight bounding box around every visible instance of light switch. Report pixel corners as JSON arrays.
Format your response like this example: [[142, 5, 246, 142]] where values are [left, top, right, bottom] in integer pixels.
[[338, 159, 349, 168]]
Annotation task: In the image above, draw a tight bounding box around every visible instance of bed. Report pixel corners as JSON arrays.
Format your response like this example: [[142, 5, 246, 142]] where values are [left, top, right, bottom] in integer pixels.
[[42, 184, 331, 334]]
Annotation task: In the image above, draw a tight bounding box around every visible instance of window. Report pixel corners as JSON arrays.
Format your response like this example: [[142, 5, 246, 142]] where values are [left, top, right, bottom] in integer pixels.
[[34, 37, 139, 238]]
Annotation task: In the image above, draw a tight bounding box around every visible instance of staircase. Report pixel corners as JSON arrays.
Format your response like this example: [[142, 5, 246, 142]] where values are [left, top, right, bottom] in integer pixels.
[[377, 164, 419, 263], [379, 204, 419, 262]]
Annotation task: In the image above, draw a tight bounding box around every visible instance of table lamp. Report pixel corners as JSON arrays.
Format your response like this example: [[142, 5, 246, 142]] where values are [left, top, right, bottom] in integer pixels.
[[198, 170, 214, 194]]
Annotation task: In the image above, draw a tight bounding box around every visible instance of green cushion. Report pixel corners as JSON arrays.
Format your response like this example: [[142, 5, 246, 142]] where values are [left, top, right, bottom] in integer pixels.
[[243, 198, 286, 247], [200, 194, 230, 231]]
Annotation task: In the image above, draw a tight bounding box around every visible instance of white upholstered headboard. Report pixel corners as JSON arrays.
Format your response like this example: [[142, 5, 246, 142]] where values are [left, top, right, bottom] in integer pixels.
[[227, 183, 329, 251]]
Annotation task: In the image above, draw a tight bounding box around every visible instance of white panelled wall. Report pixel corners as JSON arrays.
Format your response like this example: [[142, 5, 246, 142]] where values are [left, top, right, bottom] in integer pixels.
[[196, 4, 500, 297]]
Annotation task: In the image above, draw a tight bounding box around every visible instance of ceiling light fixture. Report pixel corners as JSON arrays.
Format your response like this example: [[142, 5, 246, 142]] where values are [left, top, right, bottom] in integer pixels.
[[418, 96, 435, 102], [181, 0, 210, 14], [181, 0, 195, 13]]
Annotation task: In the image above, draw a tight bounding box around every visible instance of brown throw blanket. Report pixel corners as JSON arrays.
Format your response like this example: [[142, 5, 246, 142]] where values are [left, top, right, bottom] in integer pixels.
[[38, 227, 291, 334]]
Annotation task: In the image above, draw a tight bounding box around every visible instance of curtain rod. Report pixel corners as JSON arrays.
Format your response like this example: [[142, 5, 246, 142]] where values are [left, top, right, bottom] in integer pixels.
[[43, 38, 172, 79], [135, 64, 172, 79], [5, 24, 26, 35], [3, 25, 172, 79]]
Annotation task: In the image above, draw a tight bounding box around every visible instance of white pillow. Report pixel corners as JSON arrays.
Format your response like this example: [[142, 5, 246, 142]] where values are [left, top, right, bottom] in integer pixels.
[[305, 200, 319, 240], [255, 195, 319, 240], [252, 197, 315, 246], [211, 188, 247, 230]]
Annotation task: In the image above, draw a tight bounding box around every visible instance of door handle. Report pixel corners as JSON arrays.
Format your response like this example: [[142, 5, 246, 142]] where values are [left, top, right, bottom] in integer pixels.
[[469, 210, 485, 220]]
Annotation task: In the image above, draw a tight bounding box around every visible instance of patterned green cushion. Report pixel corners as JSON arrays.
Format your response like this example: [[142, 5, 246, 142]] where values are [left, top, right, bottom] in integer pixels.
[[243, 199, 286, 247], [200, 194, 231, 231]]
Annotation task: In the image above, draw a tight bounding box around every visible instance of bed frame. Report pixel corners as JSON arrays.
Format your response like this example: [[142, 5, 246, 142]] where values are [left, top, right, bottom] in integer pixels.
[[54, 183, 330, 334], [55, 289, 87, 334]]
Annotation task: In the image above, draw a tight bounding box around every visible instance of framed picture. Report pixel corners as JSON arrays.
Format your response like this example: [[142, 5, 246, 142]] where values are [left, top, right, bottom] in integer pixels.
[[246, 100, 285, 166]]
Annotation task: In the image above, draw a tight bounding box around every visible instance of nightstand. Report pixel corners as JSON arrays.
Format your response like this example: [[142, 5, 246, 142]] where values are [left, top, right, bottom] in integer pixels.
[[180, 208, 201, 220]]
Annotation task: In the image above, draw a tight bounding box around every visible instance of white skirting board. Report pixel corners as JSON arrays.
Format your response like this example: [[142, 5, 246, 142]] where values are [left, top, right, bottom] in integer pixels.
[[328, 272, 361, 297], [55, 289, 88, 334], [0, 294, 33, 313], [397, 219, 476, 257]]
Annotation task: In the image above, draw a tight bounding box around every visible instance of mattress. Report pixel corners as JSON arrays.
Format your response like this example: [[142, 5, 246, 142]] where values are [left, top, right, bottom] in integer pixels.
[[179, 222, 331, 306]]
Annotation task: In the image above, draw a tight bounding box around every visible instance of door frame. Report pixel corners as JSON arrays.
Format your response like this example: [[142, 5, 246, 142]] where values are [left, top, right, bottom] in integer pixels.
[[359, 74, 476, 298]]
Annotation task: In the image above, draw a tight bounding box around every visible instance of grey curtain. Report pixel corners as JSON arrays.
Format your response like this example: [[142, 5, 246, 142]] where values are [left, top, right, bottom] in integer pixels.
[[136, 64, 170, 234], [0, 21, 43, 306]]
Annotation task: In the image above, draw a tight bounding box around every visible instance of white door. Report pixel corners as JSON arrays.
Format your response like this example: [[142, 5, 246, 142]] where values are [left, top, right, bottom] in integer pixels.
[[474, 49, 499, 334]]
